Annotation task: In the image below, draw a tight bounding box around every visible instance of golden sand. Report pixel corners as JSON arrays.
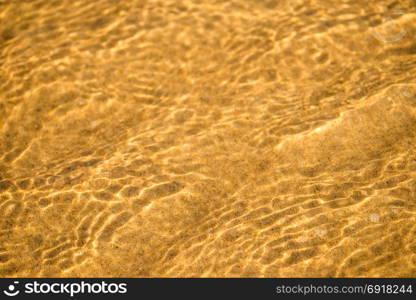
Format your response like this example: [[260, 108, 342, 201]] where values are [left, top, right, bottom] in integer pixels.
[[0, 0, 416, 277]]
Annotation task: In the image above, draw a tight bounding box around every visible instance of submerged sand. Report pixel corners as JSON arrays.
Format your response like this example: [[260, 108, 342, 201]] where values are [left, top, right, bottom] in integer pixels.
[[0, 0, 416, 277]]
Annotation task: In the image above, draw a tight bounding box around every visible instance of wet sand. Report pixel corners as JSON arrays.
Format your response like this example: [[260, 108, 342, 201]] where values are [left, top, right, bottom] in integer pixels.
[[1, 0, 416, 277]]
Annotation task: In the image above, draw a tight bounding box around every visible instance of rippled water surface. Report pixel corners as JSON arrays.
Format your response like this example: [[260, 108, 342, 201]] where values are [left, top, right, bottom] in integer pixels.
[[1, 0, 416, 277]]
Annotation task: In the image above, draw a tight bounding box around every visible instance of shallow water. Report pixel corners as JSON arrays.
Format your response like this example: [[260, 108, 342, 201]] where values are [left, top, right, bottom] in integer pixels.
[[1, 0, 416, 277]]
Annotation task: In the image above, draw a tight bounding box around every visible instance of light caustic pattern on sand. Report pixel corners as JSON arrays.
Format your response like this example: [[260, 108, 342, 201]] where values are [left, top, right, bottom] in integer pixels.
[[1, 0, 416, 277]]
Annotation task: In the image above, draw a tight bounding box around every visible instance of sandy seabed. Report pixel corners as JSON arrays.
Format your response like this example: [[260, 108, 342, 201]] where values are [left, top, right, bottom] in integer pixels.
[[1, 0, 416, 277]]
